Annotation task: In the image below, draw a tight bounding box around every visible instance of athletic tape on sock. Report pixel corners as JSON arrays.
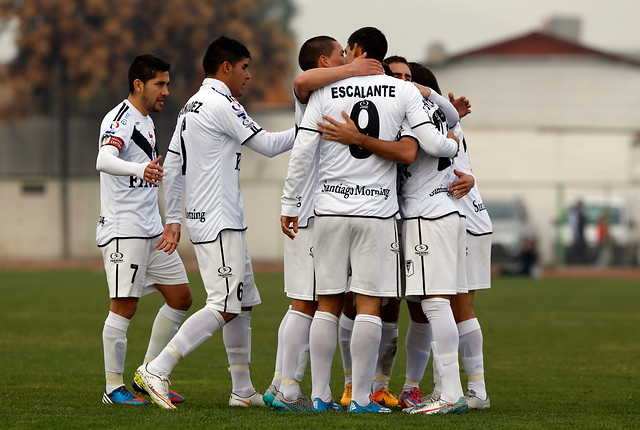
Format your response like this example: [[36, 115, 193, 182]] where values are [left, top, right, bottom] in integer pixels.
[[468, 373, 484, 381], [228, 364, 250, 372], [373, 373, 391, 384], [404, 379, 420, 387], [166, 343, 183, 361]]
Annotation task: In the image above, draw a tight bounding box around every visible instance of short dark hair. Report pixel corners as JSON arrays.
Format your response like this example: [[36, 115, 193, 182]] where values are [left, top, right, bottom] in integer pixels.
[[128, 54, 170, 93], [409, 62, 442, 95], [298, 36, 337, 71], [347, 27, 387, 62], [383, 55, 408, 67], [203, 35, 251, 76]]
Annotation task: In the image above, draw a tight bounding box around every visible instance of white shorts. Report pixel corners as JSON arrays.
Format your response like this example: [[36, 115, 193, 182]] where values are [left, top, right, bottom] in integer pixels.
[[403, 214, 468, 297], [100, 237, 188, 299], [313, 216, 401, 297], [284, 218, 316, 301], [466, 232, 492, 291], [194, 230, 261, 315]]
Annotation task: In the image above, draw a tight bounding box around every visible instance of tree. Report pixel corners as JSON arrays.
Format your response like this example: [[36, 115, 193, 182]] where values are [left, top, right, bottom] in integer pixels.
[[0, 0, 296, 258], [0, 0, 296, 120]]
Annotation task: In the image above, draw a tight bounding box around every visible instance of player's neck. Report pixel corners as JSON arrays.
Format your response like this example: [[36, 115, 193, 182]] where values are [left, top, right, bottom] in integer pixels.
[[127, 95, 149, 117]]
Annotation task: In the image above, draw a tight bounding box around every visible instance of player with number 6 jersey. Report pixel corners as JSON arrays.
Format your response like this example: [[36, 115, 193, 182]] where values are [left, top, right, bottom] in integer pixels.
[[135, 36, 295, 410]]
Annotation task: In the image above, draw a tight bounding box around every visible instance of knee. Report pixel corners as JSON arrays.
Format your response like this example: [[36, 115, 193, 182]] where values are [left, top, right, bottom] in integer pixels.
[[166, 285, 192, 311], [110, 299, 138, 319]]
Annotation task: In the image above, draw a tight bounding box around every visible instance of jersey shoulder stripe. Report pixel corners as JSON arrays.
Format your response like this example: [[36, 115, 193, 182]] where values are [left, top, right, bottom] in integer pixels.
[[113, 103, 129, 122], [131, 128, 154, 160]]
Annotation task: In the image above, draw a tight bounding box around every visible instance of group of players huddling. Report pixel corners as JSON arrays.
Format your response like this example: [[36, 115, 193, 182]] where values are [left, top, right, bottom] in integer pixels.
[[96, 26, 492, 415]]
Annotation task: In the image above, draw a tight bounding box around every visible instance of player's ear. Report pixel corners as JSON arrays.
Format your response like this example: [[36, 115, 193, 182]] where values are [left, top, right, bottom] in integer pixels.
[[222, 60, 232, 74], [352, 43, 362, 57], [133, 78, 144, 94], [318, 55, 328, 68]]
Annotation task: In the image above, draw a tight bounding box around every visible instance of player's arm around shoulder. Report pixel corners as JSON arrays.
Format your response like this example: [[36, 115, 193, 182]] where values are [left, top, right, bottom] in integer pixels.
[[294, 53, 384, 103]]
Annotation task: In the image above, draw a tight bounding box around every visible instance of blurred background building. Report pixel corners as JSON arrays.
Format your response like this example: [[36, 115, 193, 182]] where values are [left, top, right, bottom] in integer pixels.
[[1, 3, 639, 269]]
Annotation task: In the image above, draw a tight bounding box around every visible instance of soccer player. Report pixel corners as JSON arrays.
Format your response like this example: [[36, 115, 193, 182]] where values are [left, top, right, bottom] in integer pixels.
[[414, 63, 491, 410], [319, 58, 470, 415], [134, 36, 296, 410], [335, 55, 469, 410], [96, 54, 192, 406], [281, 26, 458, 414], [266, 36, 384, 412]]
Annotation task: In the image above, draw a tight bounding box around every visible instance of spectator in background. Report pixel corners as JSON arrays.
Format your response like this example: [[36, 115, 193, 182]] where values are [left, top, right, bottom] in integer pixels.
[[568, 200, 587, 262]]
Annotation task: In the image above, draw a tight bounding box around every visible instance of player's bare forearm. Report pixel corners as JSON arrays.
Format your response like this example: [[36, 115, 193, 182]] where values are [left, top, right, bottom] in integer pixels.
[[156, 223, 181, 254], [318, 111, 418, 163], [413, 82, 431, 99], [450, 169, 474, 199], [294, 54, 383, 104], [281, 216, 298, 240], [446, 130, 460, 156]]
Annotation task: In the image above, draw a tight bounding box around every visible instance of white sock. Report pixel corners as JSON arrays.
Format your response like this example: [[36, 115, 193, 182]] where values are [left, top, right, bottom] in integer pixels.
[[372, 320, 398, 393], [103, 311, 129, 393], [280, 310, 313, 400], [338, 314, 354, 387], [350, 314, 382, 406], [144, 304, 187, 363], [223, 310, 255, 397], [458, 318, 487, 400], [421, 298, 463, 403], [403, 320, 432, 392], [149, 306, 224, 375], [309, 311, 338, 402], [270, 306, 291, 388]]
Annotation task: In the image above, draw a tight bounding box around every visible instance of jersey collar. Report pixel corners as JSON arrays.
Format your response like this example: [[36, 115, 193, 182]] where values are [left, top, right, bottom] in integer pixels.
[[202, 78, 232, 97]]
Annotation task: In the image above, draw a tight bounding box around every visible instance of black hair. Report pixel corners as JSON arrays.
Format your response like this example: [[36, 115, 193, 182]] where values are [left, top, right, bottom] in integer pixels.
[[203, 35, 251, 76], [128, 54, 170, 93], [298, 36, 338, 71], [347, 27, 387, 62], [408, 62, 442, 95], [383, 55, 409, 66]]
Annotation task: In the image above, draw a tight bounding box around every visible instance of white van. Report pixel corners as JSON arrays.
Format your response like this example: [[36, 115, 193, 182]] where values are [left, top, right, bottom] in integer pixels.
[[484, 198, 538, 272]]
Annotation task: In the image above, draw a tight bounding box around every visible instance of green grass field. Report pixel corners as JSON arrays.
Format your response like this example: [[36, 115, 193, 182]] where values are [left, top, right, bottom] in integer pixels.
[[1, 269, 638, 429]]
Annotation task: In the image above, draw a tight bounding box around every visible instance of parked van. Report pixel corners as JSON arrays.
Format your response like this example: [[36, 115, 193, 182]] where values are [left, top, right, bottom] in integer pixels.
[[484, 198, 538, 273]]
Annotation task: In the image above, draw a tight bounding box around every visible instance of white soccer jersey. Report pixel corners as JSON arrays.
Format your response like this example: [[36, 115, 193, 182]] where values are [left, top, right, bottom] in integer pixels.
[[293, 94, 318, 227], [96, 99, 162, 246], [163, 78, 294, 243], [282, 74, 458, 218], [398, 97, 461, 220], [450, 123, 492, 235]]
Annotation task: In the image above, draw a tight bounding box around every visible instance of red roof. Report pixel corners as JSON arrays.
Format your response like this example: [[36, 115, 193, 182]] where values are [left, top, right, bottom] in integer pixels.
[[449, 31, 640, 67]]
